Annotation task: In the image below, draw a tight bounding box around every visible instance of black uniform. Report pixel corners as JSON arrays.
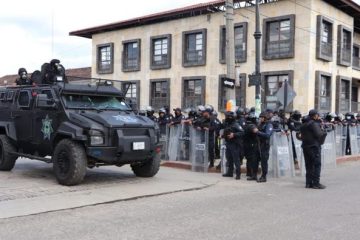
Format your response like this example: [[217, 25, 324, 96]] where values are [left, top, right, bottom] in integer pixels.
[[244, 123, 260, 179], [300, 118, 327, 188], [256, 121, 273, 179], [223, 118, 244, 178], [197, 115, 216, 167]]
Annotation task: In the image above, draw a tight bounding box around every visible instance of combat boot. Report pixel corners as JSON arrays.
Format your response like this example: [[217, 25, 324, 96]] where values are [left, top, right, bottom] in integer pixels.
[[312, 183, 326, 189], [235, 174, 240, 180], [247, 174, 257, 181], [222, 173, 233, 177], [257, 175, 267, 183]]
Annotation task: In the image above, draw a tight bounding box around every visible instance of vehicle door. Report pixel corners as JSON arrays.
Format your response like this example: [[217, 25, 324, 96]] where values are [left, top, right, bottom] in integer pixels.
[[32, 88, 61, 152], [12, 89, 33, 143]]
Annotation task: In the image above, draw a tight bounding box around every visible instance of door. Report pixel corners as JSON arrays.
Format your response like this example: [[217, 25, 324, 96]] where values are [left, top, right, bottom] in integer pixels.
[[32, 88, 61, 155], [13, 90, 33, 145]]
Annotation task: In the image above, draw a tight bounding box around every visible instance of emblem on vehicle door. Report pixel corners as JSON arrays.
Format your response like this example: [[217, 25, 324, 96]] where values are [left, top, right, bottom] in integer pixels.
[[41, 114, 53, 140], [113, 115, 138, 123]]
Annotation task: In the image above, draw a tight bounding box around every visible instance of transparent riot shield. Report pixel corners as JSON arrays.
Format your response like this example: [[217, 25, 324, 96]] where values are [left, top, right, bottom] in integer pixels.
[[267, 135, 276, 178], [357, 125, 360, 153], [178, 124, 191, 161], [349, 126, 359, 155], [219, 130, 228, 175], [271, 132, 295, 178], [167, 125, 181, 161], [335, 125, 345, 157], [189, 128, 209, 172], [321, 130, 337, 170], [159, 125, 168, 160], [291, 131, 304, 176]]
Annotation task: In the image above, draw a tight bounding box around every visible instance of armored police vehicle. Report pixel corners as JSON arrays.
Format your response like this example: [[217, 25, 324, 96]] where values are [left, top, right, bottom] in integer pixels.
[[0, 68, 161, 186]]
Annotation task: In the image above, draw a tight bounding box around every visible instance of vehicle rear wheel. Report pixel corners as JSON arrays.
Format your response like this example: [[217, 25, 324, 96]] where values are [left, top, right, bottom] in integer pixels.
[[131, 155, 160, 178], [53, 139, 87, 186], [0, 135, 17, 171]]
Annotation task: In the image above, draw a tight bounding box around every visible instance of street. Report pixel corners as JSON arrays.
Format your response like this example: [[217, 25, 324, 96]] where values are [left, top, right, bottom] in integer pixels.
[[0, 159, 359, 240]]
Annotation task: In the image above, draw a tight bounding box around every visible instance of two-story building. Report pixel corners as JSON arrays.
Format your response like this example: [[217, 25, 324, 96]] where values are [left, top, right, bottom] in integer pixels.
[[70, 0, 360, 114]]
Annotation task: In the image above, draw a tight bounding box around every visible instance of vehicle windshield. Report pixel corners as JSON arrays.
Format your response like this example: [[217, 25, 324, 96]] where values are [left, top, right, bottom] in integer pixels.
[[62, 94, 131, 111]]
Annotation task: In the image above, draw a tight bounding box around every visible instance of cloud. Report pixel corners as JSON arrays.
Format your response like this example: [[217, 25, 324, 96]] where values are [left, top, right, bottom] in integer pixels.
[[0, 0, 205, 76]]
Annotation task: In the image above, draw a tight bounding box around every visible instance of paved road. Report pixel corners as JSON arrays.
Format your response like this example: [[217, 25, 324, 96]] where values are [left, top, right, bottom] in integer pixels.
[[0, 160, 359, 240]]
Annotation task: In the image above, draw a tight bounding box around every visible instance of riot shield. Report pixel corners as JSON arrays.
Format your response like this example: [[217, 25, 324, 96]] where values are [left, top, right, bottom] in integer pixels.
[[178, 124, 191, 161], [357, 125, 360, 154], [267, 135, 276, 178], [335, 125, 345, 157], [271, 132, 295, 178], [159, 125, 168, 160], [349, 126, 359, 155], [219, 129, 228, 175], [189, 128, 209, 172], [321, 130, 337, 170], [291, 131, 304, 176], [167, 125, 181, 161]]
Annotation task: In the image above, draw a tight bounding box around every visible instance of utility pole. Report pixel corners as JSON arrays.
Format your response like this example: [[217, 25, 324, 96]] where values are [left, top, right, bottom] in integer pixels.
[[254, 0, 262, 117], [225, 0, 236, 111]]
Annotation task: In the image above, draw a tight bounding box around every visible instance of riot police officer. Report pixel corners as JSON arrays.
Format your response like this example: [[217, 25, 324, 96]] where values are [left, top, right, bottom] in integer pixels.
[[158, 108, 171, 135], [288, 110, 302, 166], [222, 111, 244, 180], [16, 68, 33, 86], [300, 109, 327, 189], [197, 108, 216, 168], [244, 113, 260, 180], [255, 112, 273, 182], [146, 106, 157, 122], [170, 108, 185, 126]]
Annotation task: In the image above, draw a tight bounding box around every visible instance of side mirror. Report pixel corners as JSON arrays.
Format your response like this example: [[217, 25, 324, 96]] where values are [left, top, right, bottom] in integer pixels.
[[36, 94, 57, 109]]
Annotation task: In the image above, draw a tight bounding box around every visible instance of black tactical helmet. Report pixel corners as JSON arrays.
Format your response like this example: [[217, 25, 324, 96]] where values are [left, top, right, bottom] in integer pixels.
[[204, 104, 214, 113], [197, 105, 205, 113], [225, 111, 236, 118], [18, 68, 27, 75], [259, 111, 268, 119], [236, 107, 244, 116], [249, 107, 256, 113]]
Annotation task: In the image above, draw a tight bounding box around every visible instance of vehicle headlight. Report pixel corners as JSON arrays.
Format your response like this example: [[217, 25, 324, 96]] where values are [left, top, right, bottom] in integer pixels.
[[89, 130, 104, 145]]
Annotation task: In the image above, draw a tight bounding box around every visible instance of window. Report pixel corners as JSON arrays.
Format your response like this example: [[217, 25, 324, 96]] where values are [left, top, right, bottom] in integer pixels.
[[353, 44, 360, 70], [263, 75, 289, 110], [263, 15, 295, 59], [315, 71, 332, 112], [96, 43, 114, 74], [7, 91, 14, 101], [337, 25, 352, 66], [0, 92, 5, 100], [41, 89, 53, 99], [122, 39, 141, 72], [182, 77, 205, 109], [150, 79, 170, 110], [182, 29, 207, 67], [316, 15, 333, 61], [18, 90, 31, 108], [352, 86, 359, 112], [336, 76, 351, 113], [151, 35, 171, 69], [219, 23, 248, 63], [121, 81, 140, 109], [219, 74, 246, 111]]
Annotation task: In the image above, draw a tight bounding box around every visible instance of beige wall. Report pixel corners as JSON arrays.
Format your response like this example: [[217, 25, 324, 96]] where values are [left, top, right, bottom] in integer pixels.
[[90, 0, 360, 114]]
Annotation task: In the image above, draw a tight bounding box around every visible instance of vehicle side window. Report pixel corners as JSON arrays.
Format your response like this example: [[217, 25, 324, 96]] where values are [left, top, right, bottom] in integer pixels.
[[41, 89, 53, 99], [0, 92, 5, 100], [7, 91, 14, 101], [18, 91, 31, 108]]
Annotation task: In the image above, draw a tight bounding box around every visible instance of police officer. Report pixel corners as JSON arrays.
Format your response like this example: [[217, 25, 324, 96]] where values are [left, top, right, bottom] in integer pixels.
[[288, 110, 302, 166], [222, 111, 244, 180], [300, 109, 327, 189], [16, 68, 33, 86], [169, 108, 185, 126], [254, 112, 273, 182], [212, 110, 222, 160], [197, 108, 216, 168], [146, 106, 157, 122], [244, 113, 260, 180], [158, 108, 171, 135]]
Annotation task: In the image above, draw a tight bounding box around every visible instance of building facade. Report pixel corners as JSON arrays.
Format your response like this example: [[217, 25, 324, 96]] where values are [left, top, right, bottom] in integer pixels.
[[70, 0, 360, 114]]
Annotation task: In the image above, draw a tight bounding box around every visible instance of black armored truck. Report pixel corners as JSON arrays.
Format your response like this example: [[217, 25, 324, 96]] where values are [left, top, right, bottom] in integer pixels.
[[0, 62, 161, 185]]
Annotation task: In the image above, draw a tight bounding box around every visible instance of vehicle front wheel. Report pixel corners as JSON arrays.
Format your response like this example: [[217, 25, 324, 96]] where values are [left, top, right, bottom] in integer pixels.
[[0, 135, 17, 171], [131, 155, 160, 178], [53, 139, 87, 186]]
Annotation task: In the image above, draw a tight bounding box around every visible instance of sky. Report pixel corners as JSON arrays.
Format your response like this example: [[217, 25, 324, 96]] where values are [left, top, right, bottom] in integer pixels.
[[1, 0, 360, 76], [0, 0, 205, 76]]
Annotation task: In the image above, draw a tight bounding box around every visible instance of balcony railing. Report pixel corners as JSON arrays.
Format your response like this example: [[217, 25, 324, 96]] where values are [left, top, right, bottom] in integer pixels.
[[342, 48, 351, 63], [266, 40, 291, 58]]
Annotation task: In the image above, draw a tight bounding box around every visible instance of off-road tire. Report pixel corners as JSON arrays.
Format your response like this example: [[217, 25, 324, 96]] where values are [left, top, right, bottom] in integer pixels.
[[0, 135, 17, 171], [131, 155, 160, 178], [53, 139, 87, 186]]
